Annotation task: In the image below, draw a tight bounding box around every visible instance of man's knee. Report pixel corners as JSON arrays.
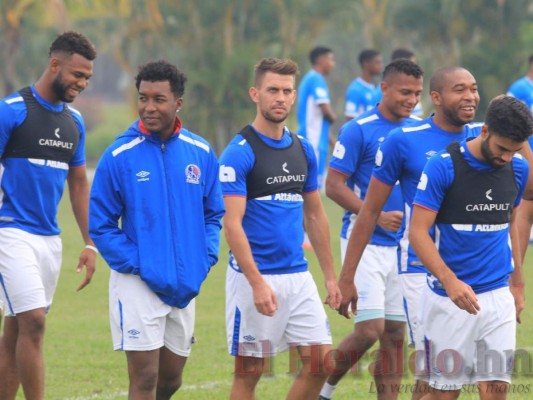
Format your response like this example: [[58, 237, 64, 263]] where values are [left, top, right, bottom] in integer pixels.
[[157, 375, 182, 398]]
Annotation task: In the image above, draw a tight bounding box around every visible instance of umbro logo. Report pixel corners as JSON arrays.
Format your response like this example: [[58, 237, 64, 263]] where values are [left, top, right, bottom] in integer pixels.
[[243, 335, 256, 342], [425, 150, 437, 158], [128, 329, 140, 336], [136, 170, 150, 182]]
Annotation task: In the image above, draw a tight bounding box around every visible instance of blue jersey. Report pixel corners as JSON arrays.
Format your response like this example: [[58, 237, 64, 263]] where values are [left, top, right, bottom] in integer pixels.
[[413, 140, 528, 295], [507, 76, 533, 114], [219, 126, 317, 274], [373, 117, 483, 273], [329, 107, 419, 245], [0, 85, 86, 235], [297, 69, 331, 156], [344, 77, 380, 119]]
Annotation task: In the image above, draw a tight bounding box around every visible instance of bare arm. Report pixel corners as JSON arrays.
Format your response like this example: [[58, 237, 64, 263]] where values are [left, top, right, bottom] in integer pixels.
[[319, 103, 337, 124], [337, 177, 393, 317], [303, 190, 341, 310], [515, 199, 533, 263], [325, 169, 402, 232], [67, 166, 96, 291], [518, 142, 533, 200], [509, 209, 525, 323], [222, 196, 277, 316], [409, 205, 480, 315]]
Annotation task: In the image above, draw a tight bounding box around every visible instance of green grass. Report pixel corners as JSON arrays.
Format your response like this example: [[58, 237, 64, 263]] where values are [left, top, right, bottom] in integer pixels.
[[6, 194, 533, 399]]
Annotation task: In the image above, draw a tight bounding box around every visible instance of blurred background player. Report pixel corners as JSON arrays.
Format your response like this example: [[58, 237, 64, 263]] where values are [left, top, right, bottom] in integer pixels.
[[344, 49, 383, 120], [297, 46, 337, 190]]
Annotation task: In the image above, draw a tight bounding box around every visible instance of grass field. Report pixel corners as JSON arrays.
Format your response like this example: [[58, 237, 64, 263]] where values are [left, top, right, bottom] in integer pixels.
[[6, 193, 533, 399]]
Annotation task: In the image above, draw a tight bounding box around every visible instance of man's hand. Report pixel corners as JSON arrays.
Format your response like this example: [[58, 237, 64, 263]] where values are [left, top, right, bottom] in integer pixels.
[[252, 280, 278, 317], [337, 276, 357, 319], [324, 279, 342, 310], [377, 211, 403, 232], [510, 284, 525, 324], [443, 277, 480, 315], [76, 247, 96, 291]]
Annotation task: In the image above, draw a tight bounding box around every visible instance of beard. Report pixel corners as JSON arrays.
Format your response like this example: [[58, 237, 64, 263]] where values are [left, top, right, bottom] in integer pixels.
[[51, 73, 73, 103], [262, 108, 288, 124], [480, 138, 505, 169]]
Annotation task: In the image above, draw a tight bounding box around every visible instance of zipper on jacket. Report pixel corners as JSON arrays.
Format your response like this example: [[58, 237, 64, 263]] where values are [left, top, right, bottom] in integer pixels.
[[161, 143, 166, 153]]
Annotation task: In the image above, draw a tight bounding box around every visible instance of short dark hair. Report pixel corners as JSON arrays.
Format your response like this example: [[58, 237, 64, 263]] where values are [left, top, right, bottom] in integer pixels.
[[358, 49, 380, 67], [254, 58, 299, 85], [135, 60, 187, 98], [429, 66, 467, 93], [486, 95, 533, 142], [49, 31, 96, 61], [391, 48, 414, 61], [309, 46, 333, 65], [383, 59, 424, 81]]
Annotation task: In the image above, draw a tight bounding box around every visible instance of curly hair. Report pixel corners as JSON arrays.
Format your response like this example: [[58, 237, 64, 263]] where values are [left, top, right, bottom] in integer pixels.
[[135, 60, 187, 98], [486, 95, 533, 142], [49, 31, 96, 61]]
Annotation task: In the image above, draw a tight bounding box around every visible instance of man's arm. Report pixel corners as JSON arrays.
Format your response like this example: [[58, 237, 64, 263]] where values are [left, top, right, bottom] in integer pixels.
[[516, 199, 533, 263], [518, 142, 533, 200], [222, 196, 277, 316], [302, 190, 341, 310], [325, 169, 402, 232], [509, 208, 525, 323], [319, 103, 336, 124], [409, 205, 480, 315], [67, 165, 96, 291], [337, 177, 392, 318]]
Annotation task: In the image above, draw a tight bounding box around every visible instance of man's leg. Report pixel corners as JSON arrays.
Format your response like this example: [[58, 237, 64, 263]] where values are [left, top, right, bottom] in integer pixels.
[[372, 320, 405, 400], [230, 355, 265, 400], [156, 346, 188, 400], [327, 319, 385, 388], [478, 381, 510, 400], [288, 344, 331, 400], [420, 389, 460, 400], [126, 349, 160, 399], [0, 316, 20, 399], [15, 308, 47, 400]]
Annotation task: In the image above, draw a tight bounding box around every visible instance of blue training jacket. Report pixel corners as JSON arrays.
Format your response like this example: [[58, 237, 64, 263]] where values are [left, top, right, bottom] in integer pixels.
[[89, 119, 225, 308]]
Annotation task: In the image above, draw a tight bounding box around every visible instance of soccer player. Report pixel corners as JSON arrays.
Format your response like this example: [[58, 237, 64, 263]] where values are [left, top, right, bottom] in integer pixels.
[[506, 54, 533, 113], [297, 46, 337, 189], [410, 95, 531, 399], [337, 66, 483, 399], [0, 31, 97, 400], [220, 57, 341, 400], [89, 60, 224, 399], [320, 59, 424, 400], [344, 49, 383, 120], [390, 48, 424, 118]]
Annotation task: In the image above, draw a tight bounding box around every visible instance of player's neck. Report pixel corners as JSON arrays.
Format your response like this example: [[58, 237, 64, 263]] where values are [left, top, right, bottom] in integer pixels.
[[361, 71, 374, 84], [431, 113, 465, 133], [34, 78, 61, 105], [251, 119, 285, 140], [378, 103, 403, 122]]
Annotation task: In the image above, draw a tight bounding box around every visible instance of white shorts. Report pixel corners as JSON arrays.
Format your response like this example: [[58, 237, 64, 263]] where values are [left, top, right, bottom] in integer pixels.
[[0, 227, 62, 316], [226, 267, 331, 358], [109, 271, 195, 357], [340, 238, 405, 323], [417, 286, 515, 390], [398, 272, 427, 345]]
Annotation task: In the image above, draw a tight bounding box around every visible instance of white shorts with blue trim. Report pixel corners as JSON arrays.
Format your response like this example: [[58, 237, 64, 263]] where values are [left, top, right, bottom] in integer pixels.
[[417, 285, 515, 389], [398, 272, 427, 346], [226, 267, 331, 358], [0, 227, 61, 316], [340, 238, 405, 323], [109, 270, 195, 357]]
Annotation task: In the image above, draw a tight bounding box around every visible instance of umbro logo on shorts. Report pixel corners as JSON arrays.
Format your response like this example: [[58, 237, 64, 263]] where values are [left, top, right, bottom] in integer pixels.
[[243, 335, 256, 342]]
